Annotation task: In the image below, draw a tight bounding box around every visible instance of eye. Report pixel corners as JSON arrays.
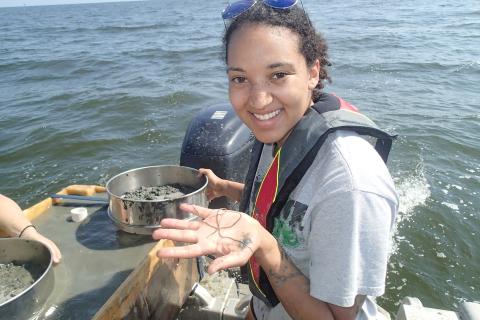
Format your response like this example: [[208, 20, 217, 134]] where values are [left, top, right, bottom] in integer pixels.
[[272, 72, 288, 80], [231, 76, 247, 84]]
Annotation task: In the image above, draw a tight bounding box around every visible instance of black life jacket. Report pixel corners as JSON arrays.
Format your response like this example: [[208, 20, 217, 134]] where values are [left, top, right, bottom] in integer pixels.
[[239, 93, 396, 307]]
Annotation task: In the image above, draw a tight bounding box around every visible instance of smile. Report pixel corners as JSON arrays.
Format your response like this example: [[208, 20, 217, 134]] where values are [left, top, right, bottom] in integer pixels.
[[253, 109, 281, 121]]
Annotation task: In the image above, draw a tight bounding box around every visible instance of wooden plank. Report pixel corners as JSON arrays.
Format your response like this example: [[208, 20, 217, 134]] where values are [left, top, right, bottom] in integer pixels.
[[22, 184, 107, 221], [93, 239, 198, 320], [23, 197, 54, 222]]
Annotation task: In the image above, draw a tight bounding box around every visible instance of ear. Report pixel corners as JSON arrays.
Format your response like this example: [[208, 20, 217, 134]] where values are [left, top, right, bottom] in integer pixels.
[[307, 59, 320, 90]]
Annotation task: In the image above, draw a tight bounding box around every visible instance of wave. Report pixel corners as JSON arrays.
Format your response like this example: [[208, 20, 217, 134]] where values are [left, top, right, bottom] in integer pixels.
[[451, 60, 480, 72], [459, 9, 480, 17], [445, 21, 480, 28], [23, 22, 171, 35], [18, 74, 69, 82], [95, 23, 170, 33], [410, 129, 480, 160], [121, 44, 220, 58], [332, 60, 480, 75], [0, 58, 78, 72]]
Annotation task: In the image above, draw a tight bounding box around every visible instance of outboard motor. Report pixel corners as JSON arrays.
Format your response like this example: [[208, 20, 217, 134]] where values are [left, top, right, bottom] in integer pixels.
[[180, 103, 255, 210]]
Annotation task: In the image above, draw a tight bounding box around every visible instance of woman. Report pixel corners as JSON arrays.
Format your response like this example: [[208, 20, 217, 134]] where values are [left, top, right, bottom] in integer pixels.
[[0, 194, 62, 264], [153, 1, 398, 319]]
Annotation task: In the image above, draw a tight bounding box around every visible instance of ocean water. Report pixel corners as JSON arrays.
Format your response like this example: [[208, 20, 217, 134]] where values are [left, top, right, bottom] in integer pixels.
[[0, 0, 478, 315]]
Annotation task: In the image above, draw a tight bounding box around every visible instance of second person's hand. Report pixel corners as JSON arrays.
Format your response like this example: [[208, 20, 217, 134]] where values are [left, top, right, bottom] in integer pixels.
[[198, 168, 244, 202], [198, 168, 226, 201]]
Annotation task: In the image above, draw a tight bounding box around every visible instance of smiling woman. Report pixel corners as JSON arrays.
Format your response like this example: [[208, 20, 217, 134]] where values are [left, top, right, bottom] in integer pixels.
[[226, 24, 320, 145], [153, 2, 399, 320]]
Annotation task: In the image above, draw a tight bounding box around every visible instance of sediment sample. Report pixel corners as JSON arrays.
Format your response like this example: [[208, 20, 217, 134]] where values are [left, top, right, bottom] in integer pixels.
[[122, 184, 196, 201], [0, 262, 36, 304]]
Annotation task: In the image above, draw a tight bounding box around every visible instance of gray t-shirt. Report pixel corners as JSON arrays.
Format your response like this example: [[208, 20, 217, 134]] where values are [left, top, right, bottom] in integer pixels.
[[250, 130, 398, 320]]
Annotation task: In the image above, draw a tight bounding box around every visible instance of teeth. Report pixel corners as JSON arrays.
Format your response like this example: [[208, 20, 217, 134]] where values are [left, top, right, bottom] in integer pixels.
[[253, 109, 280, 121]]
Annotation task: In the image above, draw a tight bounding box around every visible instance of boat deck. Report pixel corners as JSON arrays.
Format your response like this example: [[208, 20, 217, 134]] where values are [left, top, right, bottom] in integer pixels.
[[8, 186, 478, 320], [1, 185, 198, 320], [32, 196, 155, 319]]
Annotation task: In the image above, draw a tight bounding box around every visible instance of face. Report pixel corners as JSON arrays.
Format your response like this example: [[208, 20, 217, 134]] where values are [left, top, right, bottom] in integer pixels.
[[227, 23, 320, 145]]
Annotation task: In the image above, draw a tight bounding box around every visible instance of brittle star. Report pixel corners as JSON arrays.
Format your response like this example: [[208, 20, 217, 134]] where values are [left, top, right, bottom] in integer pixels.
[[192, 207, 254, 253]]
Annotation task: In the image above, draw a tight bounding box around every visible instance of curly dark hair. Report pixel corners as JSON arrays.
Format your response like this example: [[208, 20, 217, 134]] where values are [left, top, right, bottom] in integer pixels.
[[222, 3, 331, 101]]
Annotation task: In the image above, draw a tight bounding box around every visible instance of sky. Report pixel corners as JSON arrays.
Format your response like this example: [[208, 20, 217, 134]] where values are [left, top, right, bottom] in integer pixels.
[[0, 0, 142, 7]]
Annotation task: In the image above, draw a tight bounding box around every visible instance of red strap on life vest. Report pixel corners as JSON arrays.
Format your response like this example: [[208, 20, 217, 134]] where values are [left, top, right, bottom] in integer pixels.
[[332, 93, 359, 111], [249, 147, 281, 283]]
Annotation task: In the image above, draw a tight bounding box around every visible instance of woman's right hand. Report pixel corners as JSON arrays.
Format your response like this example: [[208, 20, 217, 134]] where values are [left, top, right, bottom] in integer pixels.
[[199, 168, 227, 201]]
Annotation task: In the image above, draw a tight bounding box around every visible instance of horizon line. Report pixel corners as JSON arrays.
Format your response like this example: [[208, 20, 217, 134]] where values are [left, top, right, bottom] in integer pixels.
[[0, 0, 145, 8]]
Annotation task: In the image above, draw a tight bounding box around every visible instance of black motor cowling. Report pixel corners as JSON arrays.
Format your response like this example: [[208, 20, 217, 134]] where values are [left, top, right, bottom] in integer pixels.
[[180, 103, 254, 210]]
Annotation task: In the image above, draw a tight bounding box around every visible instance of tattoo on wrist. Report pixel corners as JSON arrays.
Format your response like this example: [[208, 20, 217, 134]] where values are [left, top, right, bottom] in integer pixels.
[[267, 243, 305, 288]]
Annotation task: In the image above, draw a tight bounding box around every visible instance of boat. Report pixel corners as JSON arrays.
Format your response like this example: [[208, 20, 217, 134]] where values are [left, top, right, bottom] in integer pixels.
[[1, 103, 479, 320], [2, 184, 479, 319]]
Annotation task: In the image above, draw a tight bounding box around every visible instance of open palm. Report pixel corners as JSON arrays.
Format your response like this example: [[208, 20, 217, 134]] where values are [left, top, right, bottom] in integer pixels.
[[152, 203, 262, 274]]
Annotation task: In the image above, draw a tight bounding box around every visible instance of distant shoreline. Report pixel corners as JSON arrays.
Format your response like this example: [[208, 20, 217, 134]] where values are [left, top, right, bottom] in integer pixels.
[[0, 0, 144, 9]]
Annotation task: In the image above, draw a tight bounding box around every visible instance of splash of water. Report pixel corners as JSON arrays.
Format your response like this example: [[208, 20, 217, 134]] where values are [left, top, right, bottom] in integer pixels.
[[390, 161, 431, 255], [395, 162, 431, 224]]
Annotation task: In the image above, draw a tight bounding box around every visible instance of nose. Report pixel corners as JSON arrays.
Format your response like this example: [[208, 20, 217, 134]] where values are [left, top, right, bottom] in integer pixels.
[[248, 83, 273, 110]]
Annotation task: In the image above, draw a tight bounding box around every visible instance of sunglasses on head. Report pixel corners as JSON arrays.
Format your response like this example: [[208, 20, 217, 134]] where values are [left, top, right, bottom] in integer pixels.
[[222, 0, 299, 20]]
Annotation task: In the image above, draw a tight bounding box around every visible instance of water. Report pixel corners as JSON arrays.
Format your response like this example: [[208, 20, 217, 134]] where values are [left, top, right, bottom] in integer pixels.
[[0, 0, 479, 315]]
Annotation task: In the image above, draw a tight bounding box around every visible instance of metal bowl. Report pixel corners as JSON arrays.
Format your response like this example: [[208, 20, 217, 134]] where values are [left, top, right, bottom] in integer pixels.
[[0, 238, 54, 320], [106, 165, 208, 234]]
